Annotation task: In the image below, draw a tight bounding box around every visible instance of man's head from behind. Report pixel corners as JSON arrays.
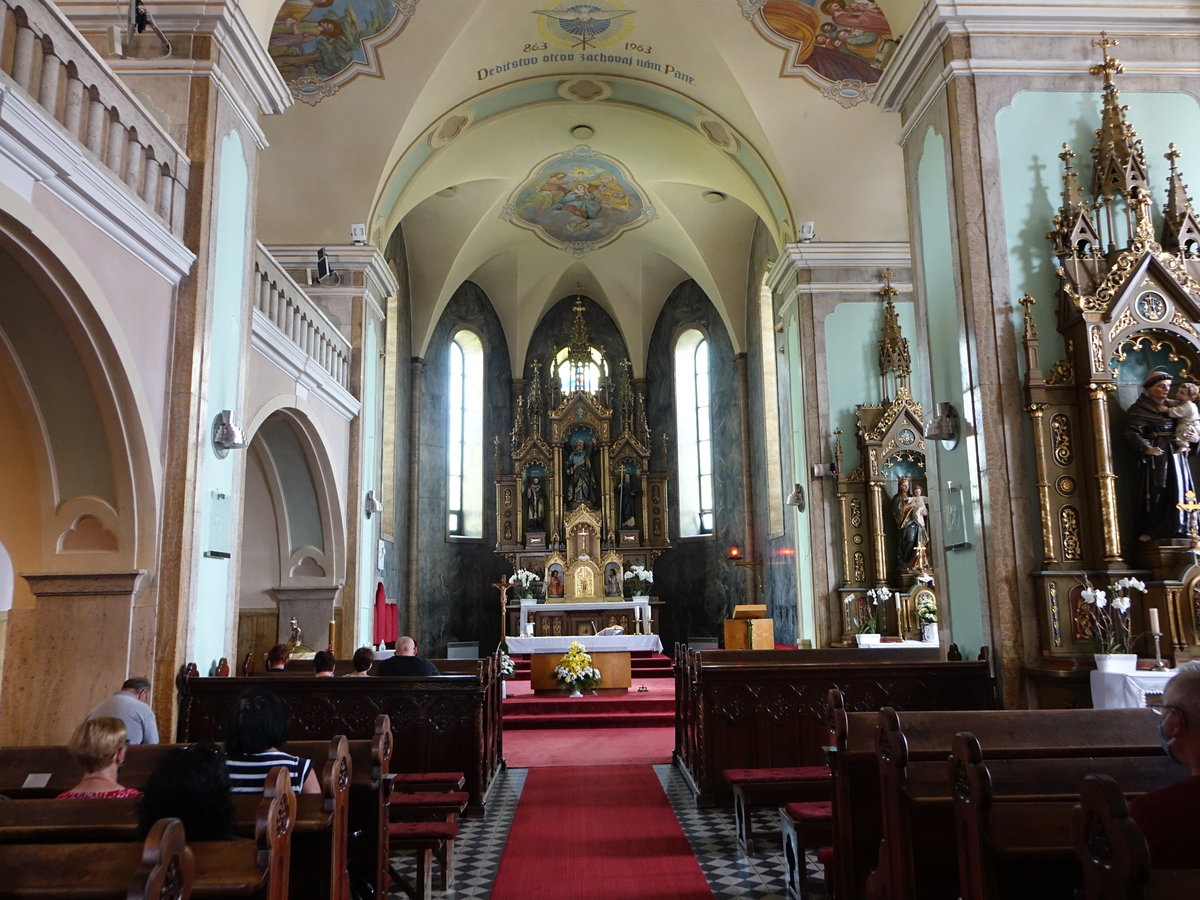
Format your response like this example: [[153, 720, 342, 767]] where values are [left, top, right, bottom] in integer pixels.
[[266, 643, 289, 670], [352, 647, 374, 673], [396, 636, 417, 657], [313, 650, 335, 675], [1160, 662, 1200, 773], [122, 677, 151, 701]]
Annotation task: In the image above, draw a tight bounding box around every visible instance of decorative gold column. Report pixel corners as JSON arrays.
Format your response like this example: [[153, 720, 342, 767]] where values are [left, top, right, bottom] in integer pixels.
[[1026, 403, 1058, 564], [836, 491, 851, 583], [869, 480, 887, 585], [1088, 383, 1122, 564]]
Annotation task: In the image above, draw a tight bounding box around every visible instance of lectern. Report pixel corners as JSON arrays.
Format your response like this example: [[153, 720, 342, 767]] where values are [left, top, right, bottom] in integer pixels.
[[723, 604, 774, 650]]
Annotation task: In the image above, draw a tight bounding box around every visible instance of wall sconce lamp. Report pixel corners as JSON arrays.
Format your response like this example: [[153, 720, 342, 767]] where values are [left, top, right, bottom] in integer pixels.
[[924, 402, 960, 450], [785, 483, 806, 511], [364, 490, 384, 519], [727, 546, 764, 598], [211, 410, 247, 458]]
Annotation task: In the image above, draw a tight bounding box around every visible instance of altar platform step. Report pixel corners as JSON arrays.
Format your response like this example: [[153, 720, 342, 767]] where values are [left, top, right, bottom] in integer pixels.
[[502, 678, 675, 730], [509, 650, 674, 680]]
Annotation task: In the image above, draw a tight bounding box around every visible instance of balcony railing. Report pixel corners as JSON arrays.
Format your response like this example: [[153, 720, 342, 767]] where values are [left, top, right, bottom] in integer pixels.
[[0, 0, 188, 236], [253, 243, 351, 390]]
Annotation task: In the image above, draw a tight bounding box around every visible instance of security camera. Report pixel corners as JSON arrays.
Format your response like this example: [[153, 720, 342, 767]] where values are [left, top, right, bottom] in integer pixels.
[[350, 223, 367, 245]]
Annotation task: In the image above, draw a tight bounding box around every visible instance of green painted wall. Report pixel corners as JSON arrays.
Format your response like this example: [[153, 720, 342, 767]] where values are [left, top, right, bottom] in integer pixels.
[[915, 124, 985, 658], [195, 132, 250, 673]]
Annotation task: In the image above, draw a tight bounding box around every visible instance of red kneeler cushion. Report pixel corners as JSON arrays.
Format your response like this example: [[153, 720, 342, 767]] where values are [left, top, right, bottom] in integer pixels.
[[783, 800, 832, 820], [722, 766, 830, 784], [387, 821, 459, 841]]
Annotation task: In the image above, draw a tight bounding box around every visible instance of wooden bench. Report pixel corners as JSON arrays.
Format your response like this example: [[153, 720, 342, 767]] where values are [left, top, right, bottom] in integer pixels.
[[674, 647, 994, 807], [722, 764, 830, 857], [1074, 773, 1200, 900], [868, 706, 1168, 900], [177, 666, 501, 815], [0, 766, 295, 899]]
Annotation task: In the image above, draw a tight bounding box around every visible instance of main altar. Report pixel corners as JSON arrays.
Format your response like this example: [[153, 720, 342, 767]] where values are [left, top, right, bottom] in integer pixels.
[[495, 293, 670, 638]]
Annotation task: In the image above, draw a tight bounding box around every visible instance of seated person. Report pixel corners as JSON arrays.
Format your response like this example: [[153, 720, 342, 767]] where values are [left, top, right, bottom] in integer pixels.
[[265, 643, 290, 672], [1129, 662, 1200, 867], [313, 649, 336, 677], [344, 646, 374, 676], [222, 686, 321, 795], [377, 636, 439, 676], [138, 742, 234, 840], [57, 717, 142, 799]]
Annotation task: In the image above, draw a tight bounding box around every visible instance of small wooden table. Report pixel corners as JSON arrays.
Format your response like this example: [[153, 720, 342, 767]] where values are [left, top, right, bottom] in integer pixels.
[[529, 651, 631, 694]]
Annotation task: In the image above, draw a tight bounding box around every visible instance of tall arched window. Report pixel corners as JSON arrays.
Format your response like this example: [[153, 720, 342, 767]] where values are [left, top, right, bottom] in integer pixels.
[[447, 330, 484, 537], [675, 328, 714, 536]]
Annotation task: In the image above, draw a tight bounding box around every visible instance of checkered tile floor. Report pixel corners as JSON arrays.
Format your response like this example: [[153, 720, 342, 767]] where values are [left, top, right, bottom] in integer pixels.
[[386, 763, 824, 898]]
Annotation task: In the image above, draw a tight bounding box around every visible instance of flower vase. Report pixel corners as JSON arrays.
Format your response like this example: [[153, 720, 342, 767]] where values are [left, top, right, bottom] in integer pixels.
[[569, 687, 583, 698], [1095, 653, 1137, 674], [855, 633, 881, 647], [521, 589, 532, 600], [922, 624, 938, 644]]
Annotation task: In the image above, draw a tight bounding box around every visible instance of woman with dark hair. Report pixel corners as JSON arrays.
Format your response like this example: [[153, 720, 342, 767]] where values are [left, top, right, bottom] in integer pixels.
[[138, 742, 234, 840], [222, 686, 321, 794]]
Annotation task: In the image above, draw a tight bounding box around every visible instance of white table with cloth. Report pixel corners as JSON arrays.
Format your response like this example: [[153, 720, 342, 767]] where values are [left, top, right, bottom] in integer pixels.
[[504, 634, 663, 654], [514, 599, 653, 638], [1089, 669, 1175, 709]]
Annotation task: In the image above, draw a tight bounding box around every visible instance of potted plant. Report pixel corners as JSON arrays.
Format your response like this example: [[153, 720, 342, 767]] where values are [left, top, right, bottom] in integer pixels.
[[508, 568, 541, 600], [623, 564, 654, 598], [498, 641, 516, 698], [553, 640, 601, 697], [917, 596, 939, 644], [1081, 575, 1144, 673], [846, 588, 888, 646]]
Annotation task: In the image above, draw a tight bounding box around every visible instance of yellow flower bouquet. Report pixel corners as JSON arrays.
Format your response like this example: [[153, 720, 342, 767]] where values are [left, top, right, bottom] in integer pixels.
[[552, 640, 601, 695]]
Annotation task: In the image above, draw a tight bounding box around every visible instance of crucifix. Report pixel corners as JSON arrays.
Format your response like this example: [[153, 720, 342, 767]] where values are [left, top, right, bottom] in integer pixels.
[[1178, 490, 1200, 548], [491, 580, 513, 640]]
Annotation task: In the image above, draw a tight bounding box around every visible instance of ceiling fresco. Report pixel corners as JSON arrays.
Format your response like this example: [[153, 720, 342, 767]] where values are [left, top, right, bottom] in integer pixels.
[[271, 0, 419, 104], [502, 146, 656, 256], [741, 0, 894, 107]]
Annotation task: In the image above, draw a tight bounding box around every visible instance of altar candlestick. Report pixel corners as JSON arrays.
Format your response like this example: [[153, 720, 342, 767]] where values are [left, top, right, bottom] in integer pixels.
[[329, 620, 336, 649], [1149, 608, 1161, 634]]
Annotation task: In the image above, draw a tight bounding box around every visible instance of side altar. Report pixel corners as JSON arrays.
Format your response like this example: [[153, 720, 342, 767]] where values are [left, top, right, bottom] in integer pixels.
[[495, 293, 670, 638]]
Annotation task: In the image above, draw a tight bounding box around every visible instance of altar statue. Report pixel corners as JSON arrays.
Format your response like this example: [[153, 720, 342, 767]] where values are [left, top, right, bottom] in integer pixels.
[[1125, 370, 1199, 541], [893, 476, 929, 570], [526, 476, 546, 530], [566, 438, 597, 505], [616, 470, 639, 528]]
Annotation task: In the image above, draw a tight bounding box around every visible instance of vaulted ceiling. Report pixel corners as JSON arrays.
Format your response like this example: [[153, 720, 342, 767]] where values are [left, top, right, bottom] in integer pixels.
[[249, 0, 918, 368]]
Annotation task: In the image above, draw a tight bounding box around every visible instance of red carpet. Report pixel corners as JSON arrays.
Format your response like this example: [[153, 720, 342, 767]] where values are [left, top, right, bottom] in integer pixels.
[[503, 725, 673, 767], [491, 765, 711, 899]]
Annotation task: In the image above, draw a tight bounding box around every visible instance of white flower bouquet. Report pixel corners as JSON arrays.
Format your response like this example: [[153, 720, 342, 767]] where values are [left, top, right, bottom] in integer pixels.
[[553, 640, 601, 692], [623, 564, 654, 596], [1081, 575, 1144, 654], [508, 568, 541, 599]]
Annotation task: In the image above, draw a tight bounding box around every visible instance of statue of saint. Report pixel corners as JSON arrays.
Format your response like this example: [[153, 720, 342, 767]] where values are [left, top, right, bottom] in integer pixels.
[[547, 570, 563, 597], [525, 476, 546, 530], [893, 476, 930, 570], [616, 471, 639, 528], [1125, 371, 1199, 541], [566, 438, 597, 506]]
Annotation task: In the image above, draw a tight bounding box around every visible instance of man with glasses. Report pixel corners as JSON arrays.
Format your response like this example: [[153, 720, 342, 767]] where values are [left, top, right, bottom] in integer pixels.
[[1129, 662, 1200, 867], [86, 677, 159, 745]]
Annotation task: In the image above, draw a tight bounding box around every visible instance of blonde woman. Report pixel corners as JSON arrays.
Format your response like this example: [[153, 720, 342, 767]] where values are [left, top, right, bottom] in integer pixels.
[[57, 717, 142, 799]]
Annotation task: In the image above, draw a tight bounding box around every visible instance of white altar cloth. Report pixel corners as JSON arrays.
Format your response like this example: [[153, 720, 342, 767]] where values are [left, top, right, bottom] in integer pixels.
[[1090, 669, 1175, 709], [505, 635, 664, 654], [515, 598, 652, 636]]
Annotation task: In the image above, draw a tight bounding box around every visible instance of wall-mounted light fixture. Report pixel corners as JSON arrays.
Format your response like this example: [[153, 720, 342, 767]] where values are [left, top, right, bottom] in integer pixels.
[[211, 410, 247, 458], [786, 483, 806, 511], [364, 490, 384, 519], [924, 401, 960, 450]]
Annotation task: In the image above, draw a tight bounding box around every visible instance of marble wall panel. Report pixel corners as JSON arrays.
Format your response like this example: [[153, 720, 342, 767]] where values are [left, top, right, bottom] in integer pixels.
[[646, 281, 746, 647]]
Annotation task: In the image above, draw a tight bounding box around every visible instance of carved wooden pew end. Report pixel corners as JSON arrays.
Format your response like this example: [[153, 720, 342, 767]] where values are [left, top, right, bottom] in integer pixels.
[[780, 801, 833, 900]]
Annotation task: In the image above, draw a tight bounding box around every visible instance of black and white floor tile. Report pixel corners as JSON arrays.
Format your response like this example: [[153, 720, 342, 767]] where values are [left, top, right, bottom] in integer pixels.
[[386, 763, 823, 898]]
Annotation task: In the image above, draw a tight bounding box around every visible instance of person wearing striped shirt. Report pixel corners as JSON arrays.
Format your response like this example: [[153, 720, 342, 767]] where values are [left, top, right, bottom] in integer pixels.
[[221, 685, 321, 795]]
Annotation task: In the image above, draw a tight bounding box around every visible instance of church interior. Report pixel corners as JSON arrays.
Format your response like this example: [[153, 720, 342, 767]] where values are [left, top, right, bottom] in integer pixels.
[[2, 0, 1200, 895]]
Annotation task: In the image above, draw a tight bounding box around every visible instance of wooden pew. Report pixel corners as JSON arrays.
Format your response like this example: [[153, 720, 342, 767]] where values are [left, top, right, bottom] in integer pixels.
[[177, 663, 500, 815], [868, 707, 1168, 900], [0, 743, 174, 798], [675, 648, 994, 807], [0, 766, 295, 899], [1074, 773, 1200, 900]]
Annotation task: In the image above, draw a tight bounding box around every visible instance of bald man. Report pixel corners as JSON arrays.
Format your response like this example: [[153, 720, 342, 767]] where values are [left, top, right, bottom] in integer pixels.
[[377, 636, 439, 676]]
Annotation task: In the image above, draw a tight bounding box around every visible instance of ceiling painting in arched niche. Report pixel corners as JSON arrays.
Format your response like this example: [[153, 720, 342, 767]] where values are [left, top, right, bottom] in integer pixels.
[[533, 1, 638, 52], [740, 0, 895, 107], [502, 146, 656, 257], [269, 0, 420, 105]]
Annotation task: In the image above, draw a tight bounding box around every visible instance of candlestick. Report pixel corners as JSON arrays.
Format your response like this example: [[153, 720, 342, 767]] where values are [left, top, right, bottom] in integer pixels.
[[1151, 632, 1168, 671], [1149, 607, 1161, 634], [328, 620, 336, 649]]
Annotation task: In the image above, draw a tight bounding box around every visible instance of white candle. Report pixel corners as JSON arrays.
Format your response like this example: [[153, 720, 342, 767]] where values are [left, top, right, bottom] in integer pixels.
[[1149, 608, 1161, 634]]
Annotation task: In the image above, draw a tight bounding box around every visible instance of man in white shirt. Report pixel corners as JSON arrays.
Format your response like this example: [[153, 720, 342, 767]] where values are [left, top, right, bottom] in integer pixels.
[[87, 677, 159, 744]]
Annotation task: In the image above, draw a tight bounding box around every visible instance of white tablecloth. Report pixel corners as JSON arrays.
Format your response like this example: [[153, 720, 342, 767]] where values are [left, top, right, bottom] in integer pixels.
[[1089, 669, 1175, 709], [516, 598, 652, 636], [860, 640, 937, 649], [505, 635, 664, 654]]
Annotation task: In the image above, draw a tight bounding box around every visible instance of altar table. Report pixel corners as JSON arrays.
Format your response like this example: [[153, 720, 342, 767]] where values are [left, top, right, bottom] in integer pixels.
[[515, 599, 653, 637], [504, 634, 663, 654], [1090, 669, 1175, 709]]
